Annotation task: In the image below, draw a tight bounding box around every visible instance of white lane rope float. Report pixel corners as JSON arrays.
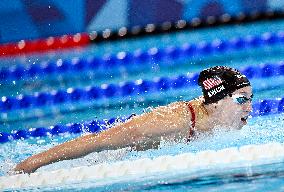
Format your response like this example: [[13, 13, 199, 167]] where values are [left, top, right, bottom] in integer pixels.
[[1, 142, 284, 190]]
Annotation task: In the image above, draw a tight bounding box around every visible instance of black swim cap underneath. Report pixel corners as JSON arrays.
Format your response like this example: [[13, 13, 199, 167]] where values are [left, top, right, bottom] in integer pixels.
[[198, 66, 250, 105]]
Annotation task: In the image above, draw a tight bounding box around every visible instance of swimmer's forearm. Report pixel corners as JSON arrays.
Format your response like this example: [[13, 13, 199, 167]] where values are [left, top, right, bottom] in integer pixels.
[[15, 134, 99, 173], [17, 125, 137, 173], [28, 134, 101, 169]]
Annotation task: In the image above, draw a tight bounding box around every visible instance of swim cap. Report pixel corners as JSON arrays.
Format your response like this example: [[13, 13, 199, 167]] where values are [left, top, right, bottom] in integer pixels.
[[198, 66, 250, 104]]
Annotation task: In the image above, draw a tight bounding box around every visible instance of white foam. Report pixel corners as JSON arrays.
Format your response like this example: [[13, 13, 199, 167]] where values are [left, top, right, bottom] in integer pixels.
[[1, 142, 284, 190]]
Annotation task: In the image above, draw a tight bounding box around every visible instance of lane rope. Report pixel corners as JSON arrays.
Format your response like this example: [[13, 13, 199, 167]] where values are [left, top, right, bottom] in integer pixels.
[[1, 31, 284, 82], [1, 61, 284, 112], [1, 10, 284, 57]]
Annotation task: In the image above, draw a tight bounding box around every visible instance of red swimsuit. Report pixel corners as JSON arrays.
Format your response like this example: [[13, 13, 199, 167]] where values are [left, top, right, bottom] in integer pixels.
[[187, 102, 196, 142]]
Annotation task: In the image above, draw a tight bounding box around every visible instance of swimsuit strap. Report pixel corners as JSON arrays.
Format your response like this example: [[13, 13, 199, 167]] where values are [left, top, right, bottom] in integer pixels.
[[187, 102, 196, 142]]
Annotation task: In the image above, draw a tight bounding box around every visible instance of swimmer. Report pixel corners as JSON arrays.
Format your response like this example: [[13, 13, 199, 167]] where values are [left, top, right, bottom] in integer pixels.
[[14, 66, 253, 174]]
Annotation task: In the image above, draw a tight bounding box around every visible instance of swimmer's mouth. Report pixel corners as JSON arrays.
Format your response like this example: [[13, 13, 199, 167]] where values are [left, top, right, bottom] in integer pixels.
[[241, 115, 251, 122], [241, 117, 247, 122]]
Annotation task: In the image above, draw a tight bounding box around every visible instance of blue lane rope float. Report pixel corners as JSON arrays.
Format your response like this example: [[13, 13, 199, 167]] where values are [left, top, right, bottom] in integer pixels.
[[0, 97, 283, 144], [0, 61, 284, 112], [0, 31, 284, 82]]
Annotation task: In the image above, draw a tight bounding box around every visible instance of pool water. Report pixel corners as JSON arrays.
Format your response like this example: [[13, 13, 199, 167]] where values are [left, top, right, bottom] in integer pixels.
[[0, 20, 284, 191]]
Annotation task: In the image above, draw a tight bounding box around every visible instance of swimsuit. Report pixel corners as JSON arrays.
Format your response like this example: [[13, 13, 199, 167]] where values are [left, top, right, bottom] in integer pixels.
[[187, 102, 196, 142]]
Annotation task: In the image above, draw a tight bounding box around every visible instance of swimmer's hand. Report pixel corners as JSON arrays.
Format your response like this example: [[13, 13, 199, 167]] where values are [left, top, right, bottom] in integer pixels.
[[13, 157, 40, 174]]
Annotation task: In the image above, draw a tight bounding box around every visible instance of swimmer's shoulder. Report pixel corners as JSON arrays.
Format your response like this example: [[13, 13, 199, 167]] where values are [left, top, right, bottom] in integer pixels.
[[148, 101, 190, 117], [172, 96, 204, 109], [178, 97, 207, 117], [137, 97, 204, 117], [156, 100, 199, 117]]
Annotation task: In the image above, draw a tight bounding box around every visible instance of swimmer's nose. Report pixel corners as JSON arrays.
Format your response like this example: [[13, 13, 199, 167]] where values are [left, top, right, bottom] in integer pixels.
[[243, 100, 252, 113]]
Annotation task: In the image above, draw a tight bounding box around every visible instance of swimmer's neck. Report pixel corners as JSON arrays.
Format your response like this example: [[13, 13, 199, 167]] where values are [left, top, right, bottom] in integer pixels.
[[197, 99, 223, 132]]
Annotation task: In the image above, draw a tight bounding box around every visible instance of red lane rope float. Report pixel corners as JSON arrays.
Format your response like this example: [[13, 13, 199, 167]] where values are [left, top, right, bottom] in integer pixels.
[[1, 10, 284, 57], [0, 33, 90, 57]]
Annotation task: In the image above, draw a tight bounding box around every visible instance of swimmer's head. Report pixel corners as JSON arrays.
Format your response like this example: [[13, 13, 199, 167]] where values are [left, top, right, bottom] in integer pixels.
[[198, 66, 251, 105], [198, 66, 252, 129]]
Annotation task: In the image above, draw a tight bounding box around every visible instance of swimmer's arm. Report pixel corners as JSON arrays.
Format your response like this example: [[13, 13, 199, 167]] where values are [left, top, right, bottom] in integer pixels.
[[14, 120, 143, 174], [14, 102, 190, 174]]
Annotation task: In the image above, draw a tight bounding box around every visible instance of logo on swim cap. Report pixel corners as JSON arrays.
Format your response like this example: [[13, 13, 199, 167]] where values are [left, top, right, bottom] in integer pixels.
[[202, 76, 223, 90]]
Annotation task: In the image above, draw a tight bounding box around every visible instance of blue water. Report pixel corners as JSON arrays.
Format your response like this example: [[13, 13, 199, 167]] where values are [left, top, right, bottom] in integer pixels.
[[0, 19, 284, 191]]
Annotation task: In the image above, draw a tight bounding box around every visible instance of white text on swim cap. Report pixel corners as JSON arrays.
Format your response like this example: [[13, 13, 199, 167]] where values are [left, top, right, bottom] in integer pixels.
[[208, 85, 225, 97], [236, 74, 247, 79]]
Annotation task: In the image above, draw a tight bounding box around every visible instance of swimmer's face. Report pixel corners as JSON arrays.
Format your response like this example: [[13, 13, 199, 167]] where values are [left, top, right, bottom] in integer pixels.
[[217, 86, 253, 129]]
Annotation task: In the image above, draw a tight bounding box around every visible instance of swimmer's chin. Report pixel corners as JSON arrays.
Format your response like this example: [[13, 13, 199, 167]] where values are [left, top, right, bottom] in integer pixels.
[[236, 120, 248, 130], [226, 123, 245, 130]]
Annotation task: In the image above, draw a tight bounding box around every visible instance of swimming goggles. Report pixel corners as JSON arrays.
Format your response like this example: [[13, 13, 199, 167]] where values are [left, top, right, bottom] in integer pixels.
[[231, 94, 253, 105]]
